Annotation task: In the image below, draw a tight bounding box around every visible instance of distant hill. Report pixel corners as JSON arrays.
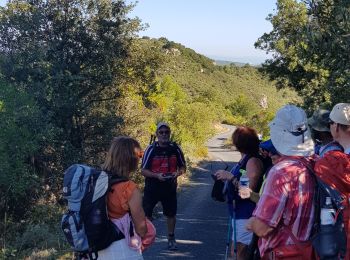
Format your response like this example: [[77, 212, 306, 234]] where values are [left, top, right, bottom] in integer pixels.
[[213, 60, 247, 67], [139, 37, 299, 109], [136, 37, 300, 126]]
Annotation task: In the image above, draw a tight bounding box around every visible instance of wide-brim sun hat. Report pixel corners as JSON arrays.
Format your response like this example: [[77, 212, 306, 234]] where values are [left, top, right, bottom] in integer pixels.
[[269, 105, 314, 156], [308, 109, 331, 132]]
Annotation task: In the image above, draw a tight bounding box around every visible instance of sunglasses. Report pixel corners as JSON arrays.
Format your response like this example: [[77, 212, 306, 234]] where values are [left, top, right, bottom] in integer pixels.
[[158, 130, 170, 135], [328, 120, 336, 126]]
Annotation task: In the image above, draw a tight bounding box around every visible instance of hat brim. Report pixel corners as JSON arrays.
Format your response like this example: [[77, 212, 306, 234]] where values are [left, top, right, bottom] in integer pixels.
[[269, 121, 314, 156], [156, 122, 170, 131], [308, 116, 330, 132]]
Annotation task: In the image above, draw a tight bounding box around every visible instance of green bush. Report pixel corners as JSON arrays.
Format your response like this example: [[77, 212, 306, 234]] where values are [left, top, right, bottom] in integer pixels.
[[227, 94, 254, 118], [222, 114, 248, 126], [167, 101, 217, 157], [247, 110, 275, 139], [17, 224, 61, 251]]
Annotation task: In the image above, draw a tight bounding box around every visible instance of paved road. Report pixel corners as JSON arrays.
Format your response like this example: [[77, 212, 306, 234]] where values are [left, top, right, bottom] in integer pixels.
[[143, 125, 241, 260]]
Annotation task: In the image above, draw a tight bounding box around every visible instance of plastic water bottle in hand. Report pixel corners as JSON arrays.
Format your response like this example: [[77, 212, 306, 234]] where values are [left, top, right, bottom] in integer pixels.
[[239, 169, 249, 188], [320, 197, 336, 225]]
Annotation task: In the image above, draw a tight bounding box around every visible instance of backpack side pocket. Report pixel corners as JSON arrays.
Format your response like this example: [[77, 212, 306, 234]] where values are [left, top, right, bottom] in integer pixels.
[[61, 211, 89, 252]]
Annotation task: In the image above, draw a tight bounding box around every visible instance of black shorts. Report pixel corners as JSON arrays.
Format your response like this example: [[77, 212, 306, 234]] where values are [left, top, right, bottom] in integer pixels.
[[143, 178, 177, 218]]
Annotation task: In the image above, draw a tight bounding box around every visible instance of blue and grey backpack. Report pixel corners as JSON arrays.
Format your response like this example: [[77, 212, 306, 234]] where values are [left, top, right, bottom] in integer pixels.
[[61, 164, 126, 259]]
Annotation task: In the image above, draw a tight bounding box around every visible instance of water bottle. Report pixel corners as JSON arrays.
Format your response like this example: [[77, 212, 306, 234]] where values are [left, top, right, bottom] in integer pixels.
[[239, 169, 249, 187], [315, 196, 340, 257], [320, 197, 335, 225]]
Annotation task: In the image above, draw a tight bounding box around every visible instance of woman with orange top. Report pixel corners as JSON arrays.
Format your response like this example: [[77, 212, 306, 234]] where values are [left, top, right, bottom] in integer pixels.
[[98, 136, 155, 260]]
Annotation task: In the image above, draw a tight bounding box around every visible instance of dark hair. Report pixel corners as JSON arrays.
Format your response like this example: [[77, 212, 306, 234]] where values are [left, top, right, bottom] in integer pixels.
[[338, 123, 350, 132], [102, 136, 141, 178], [311, 129, 333, 141], [232, 126, 260, 156]]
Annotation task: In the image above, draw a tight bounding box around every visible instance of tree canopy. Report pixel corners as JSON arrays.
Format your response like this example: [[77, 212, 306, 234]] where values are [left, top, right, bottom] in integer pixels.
[[255, 0, 350, 111]]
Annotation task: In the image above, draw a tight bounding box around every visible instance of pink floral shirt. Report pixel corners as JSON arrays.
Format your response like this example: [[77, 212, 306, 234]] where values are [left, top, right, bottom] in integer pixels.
[[253, 156, 315, 256]]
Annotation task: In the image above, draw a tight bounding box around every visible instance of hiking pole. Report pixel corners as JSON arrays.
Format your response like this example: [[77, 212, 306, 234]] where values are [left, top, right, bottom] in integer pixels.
[[149, 134, 155, 145], [232, 200, 237, 260], [224, 215, 232, 260]]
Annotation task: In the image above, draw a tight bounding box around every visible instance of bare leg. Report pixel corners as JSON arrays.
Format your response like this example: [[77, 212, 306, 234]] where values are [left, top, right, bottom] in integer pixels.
[[167, 216, 176, 235], [167, 216, 177, 250], [230, 242, 246, 260]]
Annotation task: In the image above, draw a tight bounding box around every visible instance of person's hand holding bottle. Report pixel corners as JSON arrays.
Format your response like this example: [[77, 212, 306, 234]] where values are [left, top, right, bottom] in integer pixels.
[[238, 186, 253, 199]]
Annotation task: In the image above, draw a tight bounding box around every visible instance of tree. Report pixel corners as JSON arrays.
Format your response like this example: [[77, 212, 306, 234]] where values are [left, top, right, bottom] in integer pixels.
[[255, 0, 350, 111], [0, 0, 141, 215], [0, 80, 44, 224]]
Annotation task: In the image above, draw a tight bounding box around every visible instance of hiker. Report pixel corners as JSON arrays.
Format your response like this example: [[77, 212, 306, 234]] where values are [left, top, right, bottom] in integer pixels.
[[259, 139, 279, 165], [141, 122, 186, 250], [98, 136, 154, 259], [314, 103, 350, 259], [327, 103, 350, 155], [239, 139, 280, 203], [237, 139, 279, 259], [246, 105, 315, 259], [215, 126, 269, 260], [308, 108, 343, 157]]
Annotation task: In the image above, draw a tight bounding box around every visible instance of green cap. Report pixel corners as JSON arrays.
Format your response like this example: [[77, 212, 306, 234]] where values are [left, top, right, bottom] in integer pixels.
[[308, 109, 330, 132]]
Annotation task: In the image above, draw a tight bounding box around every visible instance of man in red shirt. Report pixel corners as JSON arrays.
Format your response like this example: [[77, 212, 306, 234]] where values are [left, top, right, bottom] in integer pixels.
[[141, 122, 186, 250], [314, 103, 350, 259], [246, 105, 315, 258]]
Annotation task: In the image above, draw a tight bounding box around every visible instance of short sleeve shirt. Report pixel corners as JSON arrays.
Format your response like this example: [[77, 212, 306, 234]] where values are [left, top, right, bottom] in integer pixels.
[[107, 180, 137, 219], [141, 142, 186, 174], [319, 141, 343, 157], [253, 157, 315, 256]]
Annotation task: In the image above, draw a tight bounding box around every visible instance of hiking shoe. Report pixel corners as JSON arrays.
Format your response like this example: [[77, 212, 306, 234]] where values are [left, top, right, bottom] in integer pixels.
[[167, 236, 178, 250]]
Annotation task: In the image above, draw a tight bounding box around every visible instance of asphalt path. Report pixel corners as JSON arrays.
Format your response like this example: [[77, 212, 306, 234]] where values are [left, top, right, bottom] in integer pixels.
[[143, 125, 241, 260]]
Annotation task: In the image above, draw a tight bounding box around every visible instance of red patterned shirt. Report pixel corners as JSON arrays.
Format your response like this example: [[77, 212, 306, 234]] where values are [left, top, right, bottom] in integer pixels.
[[253, 156, 315, 256]]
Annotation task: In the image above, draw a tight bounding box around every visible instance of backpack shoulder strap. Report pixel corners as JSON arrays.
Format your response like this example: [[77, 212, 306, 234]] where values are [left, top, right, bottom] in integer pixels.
[[232, 154, 250, 177], [168, 141, 179, 152]]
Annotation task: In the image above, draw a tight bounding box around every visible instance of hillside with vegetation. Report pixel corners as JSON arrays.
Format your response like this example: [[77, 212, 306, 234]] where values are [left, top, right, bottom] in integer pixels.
[[0, 1, 300, 259], [136, 37, 299, 139]]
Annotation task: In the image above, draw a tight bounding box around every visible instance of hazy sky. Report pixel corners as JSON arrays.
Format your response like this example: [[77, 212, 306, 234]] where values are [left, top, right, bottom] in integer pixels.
[[0, 0, 277, 64], [128, 0, 277, 64]]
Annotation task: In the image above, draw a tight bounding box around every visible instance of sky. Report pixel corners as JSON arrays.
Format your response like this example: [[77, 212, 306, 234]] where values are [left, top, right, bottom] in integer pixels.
[[127, 0, 277, 64], [0, 0, 277, 64]]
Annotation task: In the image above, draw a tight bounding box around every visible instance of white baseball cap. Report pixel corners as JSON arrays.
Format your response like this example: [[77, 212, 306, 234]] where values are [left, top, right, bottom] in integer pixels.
[[269, 105, 314, 156], [156, 122, 170, 131], [329, 103, 350, 126]]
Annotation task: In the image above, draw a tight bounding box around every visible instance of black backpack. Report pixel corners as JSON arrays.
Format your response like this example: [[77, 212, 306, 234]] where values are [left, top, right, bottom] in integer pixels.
[[211, 155, 251, 203], [61, 164, 126, 259], [211, 175, 226, 202]]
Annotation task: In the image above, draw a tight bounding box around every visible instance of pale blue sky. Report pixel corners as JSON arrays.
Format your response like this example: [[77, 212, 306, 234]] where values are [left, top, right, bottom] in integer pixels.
[[0, 0, 277, 64], [128, 0, 277, 64]]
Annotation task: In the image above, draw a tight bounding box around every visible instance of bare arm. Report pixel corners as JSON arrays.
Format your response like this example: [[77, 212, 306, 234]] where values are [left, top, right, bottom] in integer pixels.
[[246, 157, 263, 191], [246, 216, 273, 237], [128, 188, 147, 238]]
